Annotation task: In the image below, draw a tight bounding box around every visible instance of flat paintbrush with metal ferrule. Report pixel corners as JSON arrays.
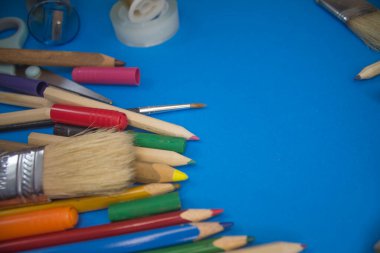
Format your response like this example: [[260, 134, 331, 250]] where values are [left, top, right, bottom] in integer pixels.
[[316, 0, 380, 51], [0, 130, 135, 201]]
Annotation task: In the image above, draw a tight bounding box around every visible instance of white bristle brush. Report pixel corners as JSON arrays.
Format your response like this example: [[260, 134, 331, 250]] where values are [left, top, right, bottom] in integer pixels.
[[0, 130, 135, 200]]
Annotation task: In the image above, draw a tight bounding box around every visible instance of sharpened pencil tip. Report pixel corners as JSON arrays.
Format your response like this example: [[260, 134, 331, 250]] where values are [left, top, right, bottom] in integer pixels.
[[187, 160, 196, 165], [301, 244, 307, 249], [173, 183, 181, 189], [189, 136, 200, 141], [220, 222, 234, 229], [211, 209, 224, 216], [172, 170, 188, 182], [115, 60, 125, 66], [247, 236, 255, 242], [190, 103, 207, 108], [354, 75, 362, 80]]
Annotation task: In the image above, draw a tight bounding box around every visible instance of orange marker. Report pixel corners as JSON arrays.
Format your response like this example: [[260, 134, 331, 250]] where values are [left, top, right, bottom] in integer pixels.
[[0, 206, 78, 241]]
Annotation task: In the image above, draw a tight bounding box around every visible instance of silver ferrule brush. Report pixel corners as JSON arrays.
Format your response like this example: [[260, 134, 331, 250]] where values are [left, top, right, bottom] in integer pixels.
[[0, 147, 44, 200], [316, 0, 377, 22]]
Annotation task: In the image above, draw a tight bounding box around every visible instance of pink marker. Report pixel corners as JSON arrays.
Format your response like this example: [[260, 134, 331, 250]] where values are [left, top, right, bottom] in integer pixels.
[[72, 67, 140, 86]]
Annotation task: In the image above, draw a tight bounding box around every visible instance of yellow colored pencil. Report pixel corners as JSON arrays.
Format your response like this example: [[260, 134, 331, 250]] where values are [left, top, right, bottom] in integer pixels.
[[0, 183, 179, 217], [135, 162, 188, 183]]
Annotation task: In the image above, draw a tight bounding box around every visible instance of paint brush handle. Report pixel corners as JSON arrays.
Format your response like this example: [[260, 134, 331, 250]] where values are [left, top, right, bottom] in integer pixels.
[[50, 104, 128, 131], [0, 73, 47, 96], [0, 108, 51, 126], [0, 91, 53, 108], [0, 140, 31, 152], [28, 132, 66, 146]]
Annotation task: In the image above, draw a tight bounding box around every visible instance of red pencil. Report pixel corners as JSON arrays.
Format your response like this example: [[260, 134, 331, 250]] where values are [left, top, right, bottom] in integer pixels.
[[0, 209, 222, 252]]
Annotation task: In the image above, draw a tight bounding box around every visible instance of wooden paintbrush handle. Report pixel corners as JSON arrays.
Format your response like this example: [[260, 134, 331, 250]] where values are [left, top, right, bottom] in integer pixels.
[[28, 132, 67, 146], [0, 108, 51, 126], [0, 92, 53, 108], [0, 48, 123, 67], [0, 140, 31, 152]]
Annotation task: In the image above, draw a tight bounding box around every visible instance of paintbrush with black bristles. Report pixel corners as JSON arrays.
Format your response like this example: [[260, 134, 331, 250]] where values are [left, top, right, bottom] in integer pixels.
[[316, 0, 380, 51], [0, 130, 135, 200]]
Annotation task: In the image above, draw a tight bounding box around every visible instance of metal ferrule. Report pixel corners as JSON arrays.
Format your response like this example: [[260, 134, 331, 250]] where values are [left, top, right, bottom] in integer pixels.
[[316, 0, 377, 22], [0, 147, 44, 200]]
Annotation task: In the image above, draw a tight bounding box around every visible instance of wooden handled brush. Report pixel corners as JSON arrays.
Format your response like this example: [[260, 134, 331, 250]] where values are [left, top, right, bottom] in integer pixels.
[[0, 130, 135, 200], [316, 0, 380, 51]]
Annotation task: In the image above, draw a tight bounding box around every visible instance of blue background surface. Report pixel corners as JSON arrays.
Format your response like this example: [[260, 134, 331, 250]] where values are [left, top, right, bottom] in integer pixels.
[[1, 1, 380, 252]]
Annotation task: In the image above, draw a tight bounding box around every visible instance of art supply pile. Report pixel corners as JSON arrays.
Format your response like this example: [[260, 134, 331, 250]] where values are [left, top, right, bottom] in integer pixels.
[[0, 48, 306, 253]]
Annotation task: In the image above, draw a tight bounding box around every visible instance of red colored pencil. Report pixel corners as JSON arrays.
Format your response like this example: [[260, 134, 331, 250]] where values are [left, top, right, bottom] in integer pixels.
[[0, 209, 222, 252]]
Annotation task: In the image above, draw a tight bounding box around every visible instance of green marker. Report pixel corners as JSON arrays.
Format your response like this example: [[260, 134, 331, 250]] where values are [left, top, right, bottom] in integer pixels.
[[141, 236, 254, 253], [108, 192, 181, 222]]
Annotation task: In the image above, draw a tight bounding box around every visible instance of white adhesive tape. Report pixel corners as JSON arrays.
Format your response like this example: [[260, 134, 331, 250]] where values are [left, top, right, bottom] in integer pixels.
[[110, 0, 179, 47], [128, 0, 167, 23]]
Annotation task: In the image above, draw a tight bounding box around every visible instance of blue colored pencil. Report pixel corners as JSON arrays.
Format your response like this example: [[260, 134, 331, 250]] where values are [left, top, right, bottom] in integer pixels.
[[26, 222, 233, 253]]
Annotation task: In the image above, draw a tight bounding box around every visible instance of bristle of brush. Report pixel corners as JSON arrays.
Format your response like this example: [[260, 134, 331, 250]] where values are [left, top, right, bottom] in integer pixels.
[[348, 10, 380, 51], [43, 129, 135, 199], [190, 103, 207, 108]]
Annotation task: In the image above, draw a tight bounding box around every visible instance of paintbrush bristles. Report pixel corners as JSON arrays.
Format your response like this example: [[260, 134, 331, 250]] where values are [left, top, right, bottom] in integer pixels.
[[348, 11, 380, 51], [43, 130, 135, 199]]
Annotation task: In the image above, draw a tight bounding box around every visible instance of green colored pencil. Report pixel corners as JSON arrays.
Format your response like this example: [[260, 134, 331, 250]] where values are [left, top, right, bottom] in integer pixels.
[[108, 192, 181, 222], [141, 236, 254, 253]]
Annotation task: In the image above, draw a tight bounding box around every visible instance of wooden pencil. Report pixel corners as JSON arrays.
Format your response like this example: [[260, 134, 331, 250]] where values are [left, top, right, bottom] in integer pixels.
[[135, 162, 188, 183], [27, 132, 195, 166], [0, 183, 179, 217], [30, 222, 232, 253], [142, 236, 254, 253], [225, 242, 306, 253], [135, 146, 194, 166], [0, 209, 223, 252], [0, 91, 52, 108], [0, 48, 125, 67], [355, 60, 380, 80]]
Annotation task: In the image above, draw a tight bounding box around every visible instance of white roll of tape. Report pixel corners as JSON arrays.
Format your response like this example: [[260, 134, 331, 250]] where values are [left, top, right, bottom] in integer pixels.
[[128, 0, 167, 23], [110, 0, 179, 47]]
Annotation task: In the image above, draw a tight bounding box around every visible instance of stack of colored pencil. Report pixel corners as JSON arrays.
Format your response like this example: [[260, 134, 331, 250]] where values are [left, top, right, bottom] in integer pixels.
[[0, 49, 306, 253]]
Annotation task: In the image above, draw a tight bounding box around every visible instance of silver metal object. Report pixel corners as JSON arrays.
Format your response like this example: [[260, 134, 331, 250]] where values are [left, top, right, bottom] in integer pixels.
[[129, 104, 195, 114], [16, 66, 112, 104], [0, 147, 44, 200], [316, 0, 377, 22]]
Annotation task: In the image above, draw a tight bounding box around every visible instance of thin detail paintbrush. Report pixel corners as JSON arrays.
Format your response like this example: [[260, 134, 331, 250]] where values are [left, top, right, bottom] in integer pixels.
[[316, 0, 380, 51], [0, 130, 135, 200], [128, 103, 206, 114]]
